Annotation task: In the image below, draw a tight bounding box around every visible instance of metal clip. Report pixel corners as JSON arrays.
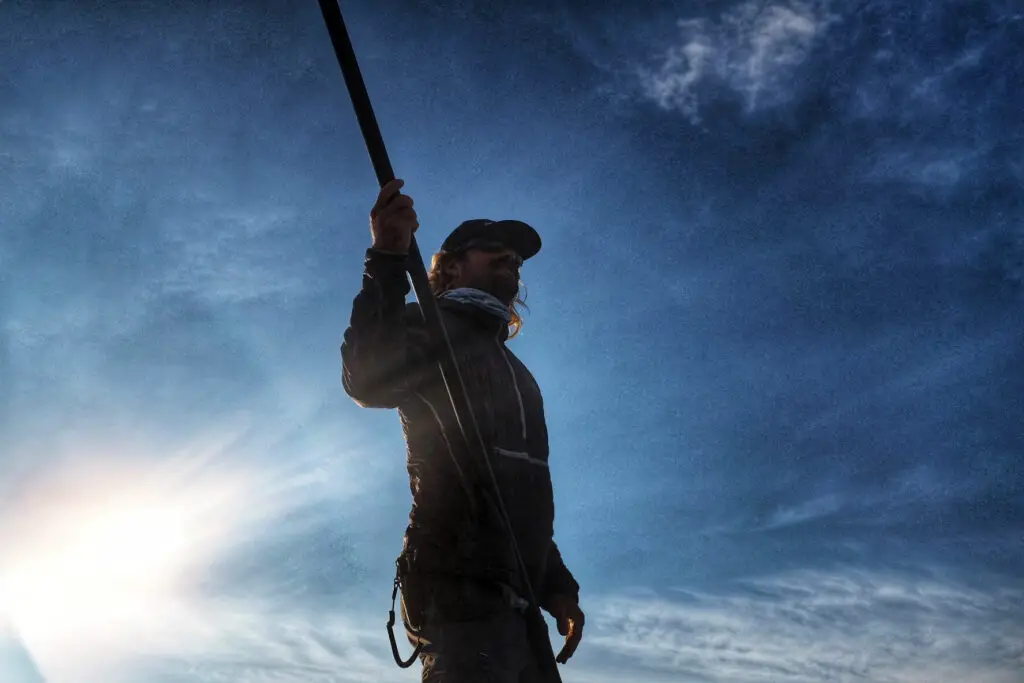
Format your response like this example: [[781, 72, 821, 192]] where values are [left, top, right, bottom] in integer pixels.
[[386, 561, 422, 668]]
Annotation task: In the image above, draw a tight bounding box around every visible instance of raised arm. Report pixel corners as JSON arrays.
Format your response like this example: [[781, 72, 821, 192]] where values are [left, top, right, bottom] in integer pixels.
[[341, 250, 435, 407], [340, 179, 431, 408]]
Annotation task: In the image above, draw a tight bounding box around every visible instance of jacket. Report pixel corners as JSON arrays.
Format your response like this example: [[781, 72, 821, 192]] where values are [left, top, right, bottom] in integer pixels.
[[340, 248, 579, 611]]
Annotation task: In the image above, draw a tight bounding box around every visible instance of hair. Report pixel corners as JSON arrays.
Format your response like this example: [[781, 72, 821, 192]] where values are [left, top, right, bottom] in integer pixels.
[[428, 250, 528, 338]]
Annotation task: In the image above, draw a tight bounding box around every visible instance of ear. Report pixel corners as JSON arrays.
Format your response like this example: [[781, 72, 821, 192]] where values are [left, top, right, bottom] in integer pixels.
[[442, 257, 462, 280]]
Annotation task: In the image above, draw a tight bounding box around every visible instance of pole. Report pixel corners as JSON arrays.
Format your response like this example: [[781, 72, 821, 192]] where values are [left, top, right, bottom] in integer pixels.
[[315, 2, 562, 680]]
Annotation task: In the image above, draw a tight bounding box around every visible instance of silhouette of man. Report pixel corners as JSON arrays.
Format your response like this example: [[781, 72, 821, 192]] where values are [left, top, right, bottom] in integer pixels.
[[341, 179, 584, 682]]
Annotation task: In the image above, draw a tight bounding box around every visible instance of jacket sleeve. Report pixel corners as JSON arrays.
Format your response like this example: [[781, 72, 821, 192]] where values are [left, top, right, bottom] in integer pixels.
[[340, 248, 433, 409], [540, 540, 580, 609]]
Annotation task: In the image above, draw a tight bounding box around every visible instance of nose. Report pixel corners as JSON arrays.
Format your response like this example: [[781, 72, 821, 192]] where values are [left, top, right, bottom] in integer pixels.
[[495, 253, 523, 268]]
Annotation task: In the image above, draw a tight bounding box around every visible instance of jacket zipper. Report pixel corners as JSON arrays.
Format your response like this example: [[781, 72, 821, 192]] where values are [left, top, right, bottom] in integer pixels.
[[496, 338, 528, 440]]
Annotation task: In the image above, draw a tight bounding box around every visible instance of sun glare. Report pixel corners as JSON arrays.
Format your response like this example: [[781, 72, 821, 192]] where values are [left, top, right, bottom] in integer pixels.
[[0, 454, 264, 681]]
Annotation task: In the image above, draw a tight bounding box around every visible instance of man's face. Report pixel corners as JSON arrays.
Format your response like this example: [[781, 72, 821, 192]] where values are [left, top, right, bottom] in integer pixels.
[[450, 242, 523, 304]]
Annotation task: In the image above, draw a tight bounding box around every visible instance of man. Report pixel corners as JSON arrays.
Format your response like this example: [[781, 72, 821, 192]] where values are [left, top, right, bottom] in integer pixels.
[[340, 178, 584, 682]]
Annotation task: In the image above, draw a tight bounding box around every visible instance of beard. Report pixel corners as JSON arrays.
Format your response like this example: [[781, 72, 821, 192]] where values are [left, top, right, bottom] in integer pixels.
[[469, 262, 520, 304]]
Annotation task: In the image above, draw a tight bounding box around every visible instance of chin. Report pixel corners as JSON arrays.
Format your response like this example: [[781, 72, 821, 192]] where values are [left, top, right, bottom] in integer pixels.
[[490, 287, 518, 305], [476, 277, 517, 304], [482, 287, 513, 303]]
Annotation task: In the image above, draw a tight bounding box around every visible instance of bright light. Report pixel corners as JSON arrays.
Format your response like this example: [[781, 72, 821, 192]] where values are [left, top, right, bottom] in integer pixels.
[[2, 498, 187, 630], [0, 450, 269, 682]]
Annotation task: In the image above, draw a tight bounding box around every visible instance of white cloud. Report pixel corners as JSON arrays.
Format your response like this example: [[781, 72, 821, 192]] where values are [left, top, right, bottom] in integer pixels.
[[852, 41, 989, 124], [727, 4, 824, 110], [637, 1, 836, 122], [588, 569, 1024, 683], [95, 601, 405, 683], [637, 21, 714, 122], [863, 148, 978, 190], [762, 491, 844, 529]]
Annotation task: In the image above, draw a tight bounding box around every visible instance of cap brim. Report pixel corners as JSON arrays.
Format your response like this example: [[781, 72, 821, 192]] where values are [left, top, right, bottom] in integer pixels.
[[481, 219, 542, 260]]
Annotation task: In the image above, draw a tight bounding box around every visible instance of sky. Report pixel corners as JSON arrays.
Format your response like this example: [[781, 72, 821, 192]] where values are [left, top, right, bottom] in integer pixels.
[[1, 0, 1022, 681]]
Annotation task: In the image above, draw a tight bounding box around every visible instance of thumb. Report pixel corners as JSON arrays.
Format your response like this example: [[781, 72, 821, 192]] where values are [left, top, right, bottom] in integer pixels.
[[557, 615, 569, 636]]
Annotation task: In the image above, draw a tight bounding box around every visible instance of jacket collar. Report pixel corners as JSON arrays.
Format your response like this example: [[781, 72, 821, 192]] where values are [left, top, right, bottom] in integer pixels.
[[437, 296, 510, 342]]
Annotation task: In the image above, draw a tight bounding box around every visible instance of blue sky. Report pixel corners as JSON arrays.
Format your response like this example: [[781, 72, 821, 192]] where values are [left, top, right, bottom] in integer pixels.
[[1, 1, 1022, 681]]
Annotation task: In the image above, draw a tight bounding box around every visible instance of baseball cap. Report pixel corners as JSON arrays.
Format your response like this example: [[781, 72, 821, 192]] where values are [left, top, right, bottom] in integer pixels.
[[440, 219, 542, 261]]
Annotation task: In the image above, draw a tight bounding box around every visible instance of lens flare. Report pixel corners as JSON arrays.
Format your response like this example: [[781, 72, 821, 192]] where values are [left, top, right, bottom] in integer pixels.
[[0, 447, 274, 682]]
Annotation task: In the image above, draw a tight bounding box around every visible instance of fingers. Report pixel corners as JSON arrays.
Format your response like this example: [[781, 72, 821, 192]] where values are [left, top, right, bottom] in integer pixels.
[[372, 180, 418, 224], [555, 616, 583, 664], [555, 604, 585, 664], [392, 206, 419, 234], [369, 178, 419, 251], [391, 197, 417, 223], [379, 192, 414, 217], [371, 178, 404, 217]]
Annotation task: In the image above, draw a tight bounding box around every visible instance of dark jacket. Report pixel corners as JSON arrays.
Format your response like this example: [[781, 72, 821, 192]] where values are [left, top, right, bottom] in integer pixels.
[[340, 249, 579, 611]]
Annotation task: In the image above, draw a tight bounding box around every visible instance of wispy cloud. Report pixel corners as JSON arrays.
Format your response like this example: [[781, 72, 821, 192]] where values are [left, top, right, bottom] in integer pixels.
[[760, 492, 845, 530], [589, 569, 1024, 683], [156, 202, 325, 306], [66, 599, 404, 683], [0, 100, 338, 428], [10, 554, 1024, 683], [636, 1, 836, 122], [847, 19, 997, 126]]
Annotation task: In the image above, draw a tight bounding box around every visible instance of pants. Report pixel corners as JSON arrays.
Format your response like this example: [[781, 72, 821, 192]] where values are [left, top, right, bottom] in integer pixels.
[[401, 574, 544, 683]]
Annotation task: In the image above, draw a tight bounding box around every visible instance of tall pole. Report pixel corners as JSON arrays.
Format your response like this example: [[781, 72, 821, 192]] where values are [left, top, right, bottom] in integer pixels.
[[315, 1, 562, 680]]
